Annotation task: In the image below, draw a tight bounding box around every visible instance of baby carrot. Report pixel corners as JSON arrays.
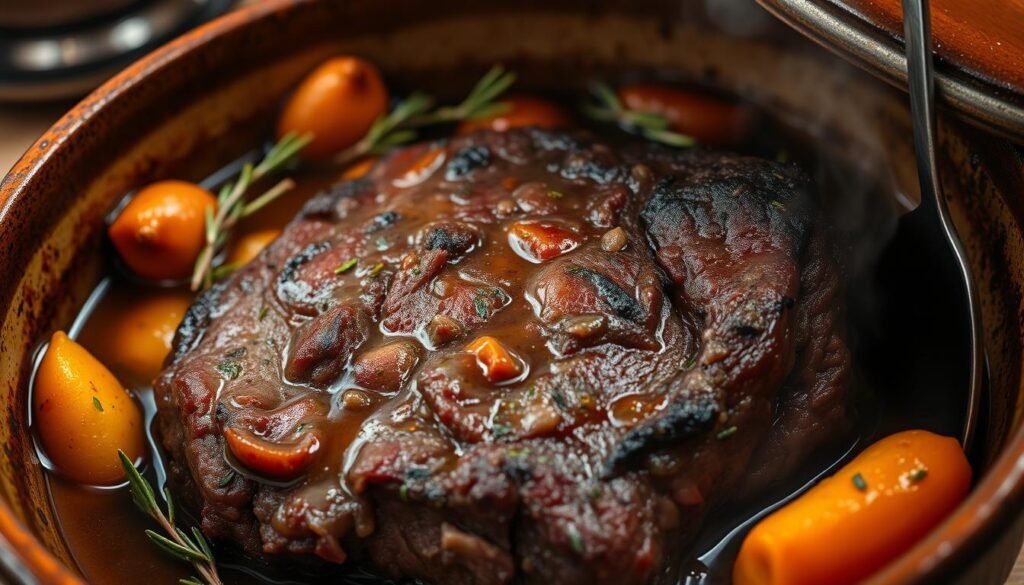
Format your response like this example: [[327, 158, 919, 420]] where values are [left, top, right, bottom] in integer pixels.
[[734, 430, 971, 585]]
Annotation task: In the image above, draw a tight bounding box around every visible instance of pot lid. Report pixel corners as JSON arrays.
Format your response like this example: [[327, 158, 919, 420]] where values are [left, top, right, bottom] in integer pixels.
[[757, 0, 1024, 142]]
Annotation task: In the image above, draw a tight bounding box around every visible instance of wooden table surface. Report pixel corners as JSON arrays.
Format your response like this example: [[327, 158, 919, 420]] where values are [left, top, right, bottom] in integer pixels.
[[1, 97, 1023, 585]]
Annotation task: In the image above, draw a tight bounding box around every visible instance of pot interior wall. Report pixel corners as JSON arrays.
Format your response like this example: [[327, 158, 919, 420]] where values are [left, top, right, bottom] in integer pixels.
[[0, 3, 1020, 583]]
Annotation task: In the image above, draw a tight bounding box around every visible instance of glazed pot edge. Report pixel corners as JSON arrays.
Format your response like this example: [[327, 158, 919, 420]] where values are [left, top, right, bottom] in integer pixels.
[[1, 1, 1023, 584]]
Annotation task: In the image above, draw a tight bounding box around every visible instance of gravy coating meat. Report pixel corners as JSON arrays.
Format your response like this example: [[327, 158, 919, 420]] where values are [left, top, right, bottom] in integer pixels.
[[154, 128, 850, 585]]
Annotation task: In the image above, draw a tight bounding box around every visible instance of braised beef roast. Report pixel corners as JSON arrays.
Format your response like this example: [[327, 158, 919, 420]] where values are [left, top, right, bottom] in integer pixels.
[[154, 128, 850, 585]]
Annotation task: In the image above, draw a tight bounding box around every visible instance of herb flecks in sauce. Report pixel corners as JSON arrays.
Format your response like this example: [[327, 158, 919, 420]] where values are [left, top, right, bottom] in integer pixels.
[[852, 472, 868, 492], [334, 258, 358, 274]]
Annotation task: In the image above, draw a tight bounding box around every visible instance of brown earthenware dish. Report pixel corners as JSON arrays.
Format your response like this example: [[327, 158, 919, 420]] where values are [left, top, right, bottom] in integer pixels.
[[0, 1, 1022, 583], [756, 0, 1024, 141]]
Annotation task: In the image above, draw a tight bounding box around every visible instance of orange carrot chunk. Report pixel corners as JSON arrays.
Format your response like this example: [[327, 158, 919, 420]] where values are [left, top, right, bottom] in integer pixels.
[[108, 180, 217, 281], [393, 146, 446, 187], [34, 332, 145, 485], [223, 427, 320, 481], [466, 336, 524, 383], [509, 221, 580, 262], [734, 430, 971, 585], [227, 228, 280, 266], [341, 156, 378, 180], [277, 56, 389, 160]]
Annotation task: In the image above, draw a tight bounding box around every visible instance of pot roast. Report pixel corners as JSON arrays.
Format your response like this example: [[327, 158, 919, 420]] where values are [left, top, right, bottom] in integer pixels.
[[154, 128, 851, 584]]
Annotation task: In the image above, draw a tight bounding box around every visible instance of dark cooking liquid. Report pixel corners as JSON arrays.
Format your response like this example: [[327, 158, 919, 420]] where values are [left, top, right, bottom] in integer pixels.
[[36, 94, 973, 585]]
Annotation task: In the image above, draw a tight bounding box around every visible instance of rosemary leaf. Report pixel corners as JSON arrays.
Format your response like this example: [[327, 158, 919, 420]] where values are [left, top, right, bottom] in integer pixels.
[[642, 127, 696, 148], [210, 263, 239, 282], [448, 65, 517, 119], [580, 102, 618, 123], [118, 451, 223, 584], [257, 133, 313, 176], [591, 82, 622, 111], [118, 450, 157, 519], [163, 486, 176, 525], [193, 526, 215, 561], [146, 530, 208, 563], [203, 205, 217, 243], [624, 109, 671, 130], [175, 527, 201, 554], [465, 100, 512, 121], [335, 67, 516, 166], [583, 82, 696, 148], [191, 135, 306, 291], [368, 129, 419, 154], [241, 178, 296, 217]]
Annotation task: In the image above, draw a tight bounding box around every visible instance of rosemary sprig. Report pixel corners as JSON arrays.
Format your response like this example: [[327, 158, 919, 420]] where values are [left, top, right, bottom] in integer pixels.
[[118, 451, 223, 585], [192, 67, 513, 288], [582, 82, 696, 148], [191, 132, 312, 291], [333, 65, 516, 166]]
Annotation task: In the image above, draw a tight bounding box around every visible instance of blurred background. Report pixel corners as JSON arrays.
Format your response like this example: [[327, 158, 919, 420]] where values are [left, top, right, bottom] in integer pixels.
[[0, 0, 236, 172]]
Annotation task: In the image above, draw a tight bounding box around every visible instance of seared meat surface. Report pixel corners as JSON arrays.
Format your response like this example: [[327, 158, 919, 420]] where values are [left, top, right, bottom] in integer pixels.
[[155, 129, 850, 584]]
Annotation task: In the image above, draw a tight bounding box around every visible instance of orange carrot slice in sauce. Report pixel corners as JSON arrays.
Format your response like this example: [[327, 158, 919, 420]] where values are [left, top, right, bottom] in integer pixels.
[[223, 427, 320, 481], [466, 336, 524, 383], [508, 221, 580, 263]]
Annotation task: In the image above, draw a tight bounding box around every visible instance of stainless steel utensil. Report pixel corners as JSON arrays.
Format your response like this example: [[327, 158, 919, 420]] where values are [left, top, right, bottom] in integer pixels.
[[901, 0, 983, 450]]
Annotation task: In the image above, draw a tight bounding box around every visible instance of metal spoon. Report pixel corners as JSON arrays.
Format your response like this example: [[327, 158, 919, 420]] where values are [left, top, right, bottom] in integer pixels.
[[900, 0, 983, 450]]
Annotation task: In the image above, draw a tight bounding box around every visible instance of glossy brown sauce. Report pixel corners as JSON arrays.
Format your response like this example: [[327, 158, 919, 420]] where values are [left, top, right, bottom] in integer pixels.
[[36, 88, 973, 584]]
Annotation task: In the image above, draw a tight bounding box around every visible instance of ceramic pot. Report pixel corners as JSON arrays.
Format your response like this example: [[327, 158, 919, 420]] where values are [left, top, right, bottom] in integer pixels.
[[0, 1, 1021, 583]]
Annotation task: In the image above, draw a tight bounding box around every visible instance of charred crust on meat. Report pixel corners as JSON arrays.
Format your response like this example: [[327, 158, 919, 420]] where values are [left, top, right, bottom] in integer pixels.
[[301, 179, 372, 219], [564, 266, 644, 322], [445, 145, 491, 180], [639, 159, 813, 255], [419, 221, 480, 257], [558, 150, 623, 184], [604, 392, 720, 476], [527, 128, 580, 152], [501, 455, 533, 483], [367, 210, 401, 233], [278, 241, 332, 287], [170, 280, 228, 363]]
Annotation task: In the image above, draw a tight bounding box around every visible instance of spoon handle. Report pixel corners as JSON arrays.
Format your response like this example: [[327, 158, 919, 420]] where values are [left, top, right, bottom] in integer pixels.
[[902, 0, 983, 450], [902, 0, 939, 211]]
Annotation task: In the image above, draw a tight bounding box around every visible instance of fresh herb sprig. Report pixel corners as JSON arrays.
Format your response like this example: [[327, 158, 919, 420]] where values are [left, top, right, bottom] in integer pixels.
[[191, 132, 312, 291], [192, 67, 513, 288], [118, 451, 223, 585], [582, 83, 695, 148], [333, 65, 516, 165]]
